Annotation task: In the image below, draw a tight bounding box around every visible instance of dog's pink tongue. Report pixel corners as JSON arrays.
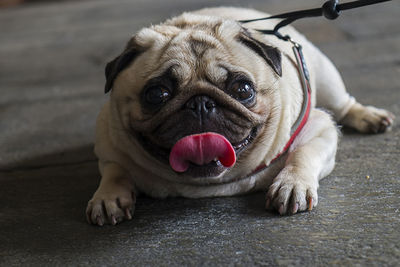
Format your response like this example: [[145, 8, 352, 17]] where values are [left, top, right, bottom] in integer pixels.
[[169, 132, 236, 172]]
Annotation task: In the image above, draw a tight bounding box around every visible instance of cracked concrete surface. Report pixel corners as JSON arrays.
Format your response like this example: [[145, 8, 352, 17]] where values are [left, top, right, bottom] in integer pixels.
[[0, 0, 399, 266]]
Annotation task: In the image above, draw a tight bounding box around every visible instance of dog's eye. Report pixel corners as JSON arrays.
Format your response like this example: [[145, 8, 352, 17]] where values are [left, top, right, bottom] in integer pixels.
[[230, 81, 255, 102], [144, 86, 171, 105]]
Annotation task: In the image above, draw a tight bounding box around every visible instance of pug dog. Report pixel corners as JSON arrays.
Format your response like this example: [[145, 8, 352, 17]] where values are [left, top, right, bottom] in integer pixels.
[[86, 7, 394, 226]]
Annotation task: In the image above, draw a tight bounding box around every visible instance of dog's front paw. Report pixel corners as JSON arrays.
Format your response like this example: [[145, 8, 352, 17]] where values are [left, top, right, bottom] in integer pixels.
[[341, 103, 395, 134], [86, 186, 136, 226], [265, 167, 318, 215]]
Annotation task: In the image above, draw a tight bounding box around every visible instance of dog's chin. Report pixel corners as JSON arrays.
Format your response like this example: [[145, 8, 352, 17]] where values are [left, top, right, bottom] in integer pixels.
[[184, 160, 227, 178], [137, 127, 259, 178]]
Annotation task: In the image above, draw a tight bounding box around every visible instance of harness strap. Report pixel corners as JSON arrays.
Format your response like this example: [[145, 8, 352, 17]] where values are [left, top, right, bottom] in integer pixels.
[[250, 40, 311, 176]]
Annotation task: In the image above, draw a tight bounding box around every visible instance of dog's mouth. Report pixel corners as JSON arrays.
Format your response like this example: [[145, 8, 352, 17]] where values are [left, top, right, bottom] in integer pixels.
[[138, 127, 259, 177]]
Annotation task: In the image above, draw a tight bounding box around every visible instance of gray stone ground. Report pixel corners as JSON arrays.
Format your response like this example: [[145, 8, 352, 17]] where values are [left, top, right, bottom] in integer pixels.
[[0, 0, 399, 266]]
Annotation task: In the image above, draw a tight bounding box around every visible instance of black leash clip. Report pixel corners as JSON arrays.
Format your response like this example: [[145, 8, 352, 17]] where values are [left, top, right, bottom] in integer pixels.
[[322, 0, 340, 19]]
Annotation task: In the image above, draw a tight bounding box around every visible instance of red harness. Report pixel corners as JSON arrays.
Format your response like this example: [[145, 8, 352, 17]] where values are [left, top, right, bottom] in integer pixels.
[[251, 41, 312, 175]]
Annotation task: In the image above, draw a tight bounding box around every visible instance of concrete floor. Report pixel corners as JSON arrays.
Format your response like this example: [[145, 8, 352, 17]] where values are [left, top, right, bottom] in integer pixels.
[[0, 0, 399, 265]]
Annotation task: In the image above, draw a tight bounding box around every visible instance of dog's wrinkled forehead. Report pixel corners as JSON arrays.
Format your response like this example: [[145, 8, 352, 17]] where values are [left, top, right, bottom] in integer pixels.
[[104, 13, 281, 93], [133, 13, 235, 50], [166, 13, 241, 38], [149, 20, 240, 84]]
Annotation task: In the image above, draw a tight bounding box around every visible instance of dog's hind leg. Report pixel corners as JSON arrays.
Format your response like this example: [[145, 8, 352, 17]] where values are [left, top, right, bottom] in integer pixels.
[[310, 47, 395, 133]]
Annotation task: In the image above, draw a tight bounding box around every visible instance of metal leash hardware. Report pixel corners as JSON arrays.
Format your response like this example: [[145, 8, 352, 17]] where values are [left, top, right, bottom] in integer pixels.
[[285, 36, 311, 134]]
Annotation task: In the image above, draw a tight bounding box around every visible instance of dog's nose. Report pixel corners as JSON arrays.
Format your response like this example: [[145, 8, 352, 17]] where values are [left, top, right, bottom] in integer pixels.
[[185, 95, 216, 116]]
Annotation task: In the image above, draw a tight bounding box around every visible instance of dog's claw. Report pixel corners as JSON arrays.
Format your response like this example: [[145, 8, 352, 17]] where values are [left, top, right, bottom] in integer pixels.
[[265, 198, 271, 210], [111, 215, 117, 225], [96, 215, 104, 226], [125, 208, 132, 220], [291, 202, 299, 214], [307, 197, 313, 211], [278, 203, 285, 215]]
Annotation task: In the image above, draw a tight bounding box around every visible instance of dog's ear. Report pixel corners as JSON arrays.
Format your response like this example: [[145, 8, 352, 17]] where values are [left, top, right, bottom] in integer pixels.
[[238, 30, 282, 77], [104, 46, 141, 94]]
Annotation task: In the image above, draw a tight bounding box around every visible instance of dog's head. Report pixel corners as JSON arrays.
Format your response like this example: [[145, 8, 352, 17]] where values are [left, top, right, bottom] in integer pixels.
[[105, 14, 283, 179]]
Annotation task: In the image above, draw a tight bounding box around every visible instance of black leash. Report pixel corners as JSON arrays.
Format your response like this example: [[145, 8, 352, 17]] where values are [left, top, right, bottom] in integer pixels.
[[239, 0, 392, 41]]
